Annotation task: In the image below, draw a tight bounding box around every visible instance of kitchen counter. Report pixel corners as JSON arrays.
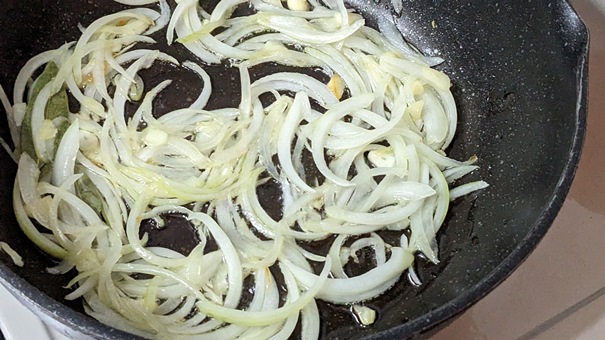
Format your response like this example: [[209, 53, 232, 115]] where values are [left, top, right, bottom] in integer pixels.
[[433, 0, 605, 338]]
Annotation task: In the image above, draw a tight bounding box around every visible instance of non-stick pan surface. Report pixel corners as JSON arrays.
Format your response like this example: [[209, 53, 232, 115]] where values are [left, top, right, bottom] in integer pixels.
[[0, 0, 588, 339]]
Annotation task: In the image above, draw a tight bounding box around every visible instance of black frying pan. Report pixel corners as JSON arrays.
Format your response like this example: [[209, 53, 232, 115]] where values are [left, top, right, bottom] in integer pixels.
[[0, 0, 588, 339]]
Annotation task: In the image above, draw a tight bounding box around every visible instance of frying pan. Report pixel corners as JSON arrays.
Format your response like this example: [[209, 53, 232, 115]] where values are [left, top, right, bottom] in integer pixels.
[[0, 0, 588, 339]]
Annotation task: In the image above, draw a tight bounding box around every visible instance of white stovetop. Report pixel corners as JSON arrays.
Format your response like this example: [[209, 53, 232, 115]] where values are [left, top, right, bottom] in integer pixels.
[[0, 284, 67, 340]]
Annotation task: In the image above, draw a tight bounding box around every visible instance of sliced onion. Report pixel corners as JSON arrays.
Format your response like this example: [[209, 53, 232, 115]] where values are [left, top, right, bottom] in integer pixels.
[[6, 0, 488, 338]]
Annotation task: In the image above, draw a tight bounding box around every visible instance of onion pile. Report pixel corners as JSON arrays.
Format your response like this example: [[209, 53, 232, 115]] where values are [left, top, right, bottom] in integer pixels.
[[1, 0, 487, 338]]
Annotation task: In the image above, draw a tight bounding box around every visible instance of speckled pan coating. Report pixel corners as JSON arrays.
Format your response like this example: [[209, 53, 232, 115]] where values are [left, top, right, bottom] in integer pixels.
[[0, 0, 588, 339]]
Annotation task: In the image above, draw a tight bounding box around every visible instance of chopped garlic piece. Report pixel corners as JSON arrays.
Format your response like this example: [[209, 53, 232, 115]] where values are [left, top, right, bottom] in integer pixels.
[[368, 148, 395, 168], [80, 130, 99, 153], [407, 100, 425, 120], [143, 127, 169, 147], [312, 196, 324, 210], [287, 0, 310, 11], [412, 80, 425, 95], [352, 305, 376, 326], [327, 73, 345, 100]]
